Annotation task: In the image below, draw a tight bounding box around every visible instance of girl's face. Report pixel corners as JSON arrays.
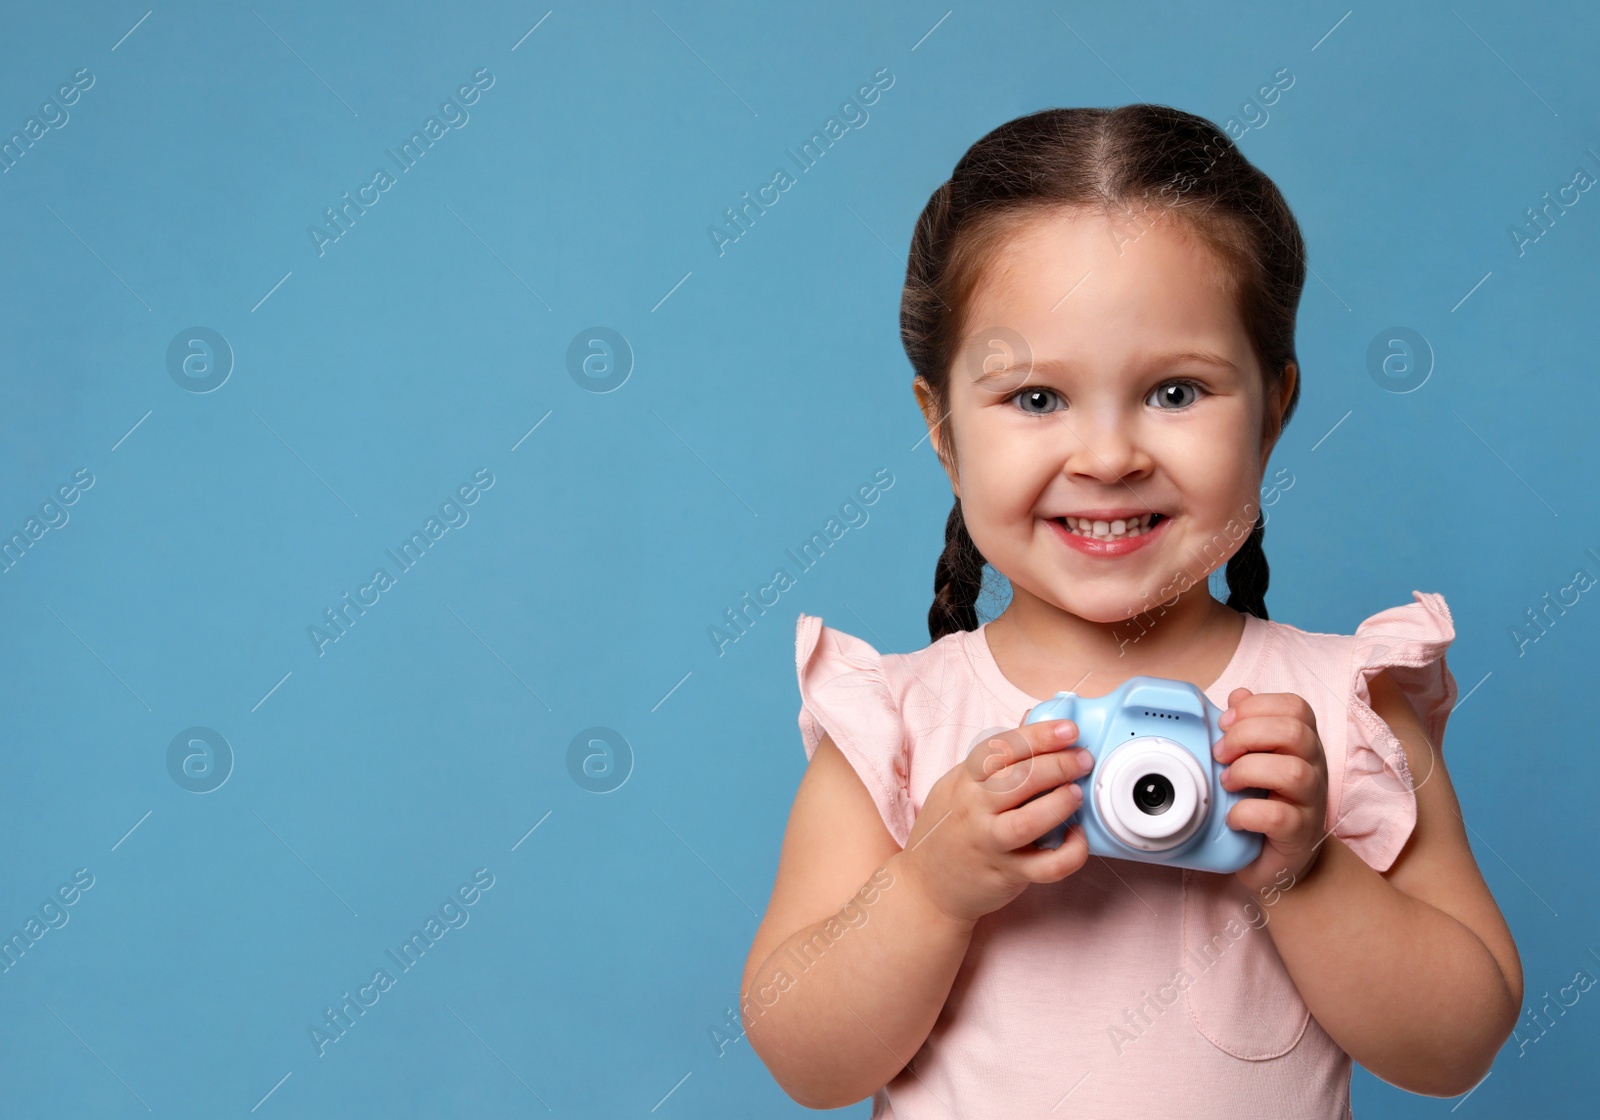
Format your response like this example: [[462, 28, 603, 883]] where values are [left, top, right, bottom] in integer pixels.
[[915, 205, 1294, 625]]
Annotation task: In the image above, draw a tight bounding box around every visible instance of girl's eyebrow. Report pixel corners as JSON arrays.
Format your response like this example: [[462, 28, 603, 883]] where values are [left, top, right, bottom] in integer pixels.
[[975, 348, 1239, 384]]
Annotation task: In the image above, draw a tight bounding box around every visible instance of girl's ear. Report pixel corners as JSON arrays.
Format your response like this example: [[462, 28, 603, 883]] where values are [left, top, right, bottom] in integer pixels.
[[1259, 361, 1298, 465], [912, 376, 960, 497]]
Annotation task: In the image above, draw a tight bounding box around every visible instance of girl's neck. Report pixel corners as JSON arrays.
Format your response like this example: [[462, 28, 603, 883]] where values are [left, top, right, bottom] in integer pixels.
[[986, 582, 1246, 699]]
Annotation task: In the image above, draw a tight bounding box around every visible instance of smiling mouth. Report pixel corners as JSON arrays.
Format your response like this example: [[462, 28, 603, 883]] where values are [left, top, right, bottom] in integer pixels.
[[1055, 512, 1166, 541]]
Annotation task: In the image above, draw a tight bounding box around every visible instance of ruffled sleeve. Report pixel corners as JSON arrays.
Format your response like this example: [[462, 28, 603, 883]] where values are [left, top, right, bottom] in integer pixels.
[[795, 614, 914, 847], [1334, 590, 1458, 872]]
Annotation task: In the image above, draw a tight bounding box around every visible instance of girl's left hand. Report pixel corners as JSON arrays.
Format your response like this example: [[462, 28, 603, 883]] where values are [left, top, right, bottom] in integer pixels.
[[1214, 686, 1330, 896]]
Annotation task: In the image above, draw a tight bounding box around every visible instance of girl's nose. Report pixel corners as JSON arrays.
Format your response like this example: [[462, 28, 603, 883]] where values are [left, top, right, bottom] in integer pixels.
[[1058, 410, 1151, 482]]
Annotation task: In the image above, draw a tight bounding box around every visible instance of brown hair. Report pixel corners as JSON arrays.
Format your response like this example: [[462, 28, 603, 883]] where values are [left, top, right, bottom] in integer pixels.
[[901, 105, 1305, 643]]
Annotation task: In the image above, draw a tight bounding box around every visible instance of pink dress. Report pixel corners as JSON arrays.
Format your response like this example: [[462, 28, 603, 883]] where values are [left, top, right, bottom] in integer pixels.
[[793, 591, 1458, 1119]]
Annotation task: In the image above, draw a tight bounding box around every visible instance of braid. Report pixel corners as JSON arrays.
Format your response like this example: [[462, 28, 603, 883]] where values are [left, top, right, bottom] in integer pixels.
[[928, 499, 987, 641], [1223, 511, 1271, 620]]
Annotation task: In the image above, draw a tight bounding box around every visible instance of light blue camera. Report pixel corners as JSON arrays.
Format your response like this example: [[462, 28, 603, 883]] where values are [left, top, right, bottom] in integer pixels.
[[1028, 676, 1266, 874]]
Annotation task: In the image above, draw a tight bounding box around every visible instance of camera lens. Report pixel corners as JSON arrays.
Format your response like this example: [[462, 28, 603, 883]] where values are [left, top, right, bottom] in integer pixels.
[[1097, 738, 1208, 850], [1132, 772, 1174, 815]]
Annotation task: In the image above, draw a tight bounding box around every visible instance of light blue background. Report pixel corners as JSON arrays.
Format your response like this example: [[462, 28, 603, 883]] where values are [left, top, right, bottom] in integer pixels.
[[2, 1, 1595, 1115]]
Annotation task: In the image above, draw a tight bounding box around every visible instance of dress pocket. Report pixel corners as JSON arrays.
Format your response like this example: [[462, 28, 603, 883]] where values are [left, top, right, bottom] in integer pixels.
[[1180, 869, 1310, 1059]]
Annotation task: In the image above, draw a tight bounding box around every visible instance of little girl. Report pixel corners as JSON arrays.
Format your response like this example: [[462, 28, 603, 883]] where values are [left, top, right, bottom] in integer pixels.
[[740, 105, 1523, 1118]]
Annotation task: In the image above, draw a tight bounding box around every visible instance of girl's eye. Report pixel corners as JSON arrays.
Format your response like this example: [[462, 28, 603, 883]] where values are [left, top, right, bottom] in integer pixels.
[[1148, 380, 1205, 410], [1010, 387, 1065, 415]]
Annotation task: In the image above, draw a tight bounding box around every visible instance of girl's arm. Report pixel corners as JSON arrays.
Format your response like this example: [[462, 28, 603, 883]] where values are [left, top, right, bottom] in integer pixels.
[[1257, 668, 1524, 1097], [740, 735, 976, 1109]]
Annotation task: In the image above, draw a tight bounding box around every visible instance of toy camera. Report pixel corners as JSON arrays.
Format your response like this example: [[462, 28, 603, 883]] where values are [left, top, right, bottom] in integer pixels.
[[1028, 676, 1266, 873]]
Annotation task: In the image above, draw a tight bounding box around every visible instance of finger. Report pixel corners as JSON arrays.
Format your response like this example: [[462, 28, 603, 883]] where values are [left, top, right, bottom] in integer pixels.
[[964, 721, 1076, 787], [983, 746, 1096, 812], [1213, 715, 1319, 765], [964, 728, 1030, 786], [991, 780, 1084, 850], [1220, 751, 1321, 804], [1219, 687, 1253, 727], [1241, 692, 1315, 726], [1010, 821, 1092, 883], [1221, 690, 1315, 732], [1225, 795, 1304, 839], [1013, 717, 1077, 754]]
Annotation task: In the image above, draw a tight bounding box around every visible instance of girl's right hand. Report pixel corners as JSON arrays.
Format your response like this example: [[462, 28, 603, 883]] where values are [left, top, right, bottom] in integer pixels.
[[897, 715, 1095, 926]]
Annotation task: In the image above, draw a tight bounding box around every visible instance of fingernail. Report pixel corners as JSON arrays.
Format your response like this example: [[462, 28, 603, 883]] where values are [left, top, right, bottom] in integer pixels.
[[1055, 721, 1077, 741], [1077, 748, 1094, 768]]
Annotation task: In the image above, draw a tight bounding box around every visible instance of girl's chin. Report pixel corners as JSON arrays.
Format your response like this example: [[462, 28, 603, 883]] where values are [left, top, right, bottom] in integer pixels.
[[1022, 583, 1176, 625], [1070, 601, 1167, 626]]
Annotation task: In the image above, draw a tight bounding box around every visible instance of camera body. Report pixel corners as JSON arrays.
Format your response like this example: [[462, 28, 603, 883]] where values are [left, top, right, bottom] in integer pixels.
[[1028, 676, 1266, 874]]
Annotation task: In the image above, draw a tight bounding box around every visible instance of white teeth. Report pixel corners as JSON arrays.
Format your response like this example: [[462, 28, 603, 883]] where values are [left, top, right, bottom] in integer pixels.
[[1061, 513, 1161, 540]]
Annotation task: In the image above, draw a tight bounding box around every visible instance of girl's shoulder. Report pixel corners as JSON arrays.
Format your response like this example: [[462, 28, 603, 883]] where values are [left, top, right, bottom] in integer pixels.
[[792, 613, 979, 748], [1247, 591, 1459, 873], [793, 612, 974, 704], [1252, 589, 1456, 668], [791, 613, 981, 846], [1247, 590, 1458, 784]]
